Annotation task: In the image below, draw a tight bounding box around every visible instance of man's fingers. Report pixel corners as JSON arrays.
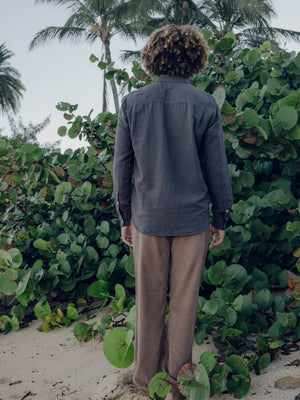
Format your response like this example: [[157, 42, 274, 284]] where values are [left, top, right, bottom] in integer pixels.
[[121, 226, 133, 247], [122, 236, 133, 247], [209, 236, 222, 249], [123, 238, 133, 247], [121, 232, 133, 247], [209, 226, 225, 250]]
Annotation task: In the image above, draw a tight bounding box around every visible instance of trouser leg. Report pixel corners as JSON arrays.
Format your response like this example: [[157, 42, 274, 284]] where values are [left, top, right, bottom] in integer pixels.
[[162, 228, 209, 380], [132, 224, 170, 394]]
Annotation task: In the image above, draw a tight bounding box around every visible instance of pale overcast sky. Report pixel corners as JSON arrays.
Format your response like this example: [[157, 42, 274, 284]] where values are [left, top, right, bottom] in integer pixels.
[[0, 0, 300, 151]]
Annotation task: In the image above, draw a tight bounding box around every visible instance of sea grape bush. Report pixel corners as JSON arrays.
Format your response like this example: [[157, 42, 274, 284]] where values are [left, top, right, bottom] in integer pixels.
[[86, 33, 300, 398], [0, 30, 300, 399], [0, 120, 133, 332]]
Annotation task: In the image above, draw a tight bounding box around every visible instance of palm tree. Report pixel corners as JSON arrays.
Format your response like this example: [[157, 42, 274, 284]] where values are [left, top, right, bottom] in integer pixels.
[[0, 43, 25, 117], [195, 0, 300, 47], [120, 0, 202, 61], [30, 0, 137, 113], [124, 0, 300, 60]]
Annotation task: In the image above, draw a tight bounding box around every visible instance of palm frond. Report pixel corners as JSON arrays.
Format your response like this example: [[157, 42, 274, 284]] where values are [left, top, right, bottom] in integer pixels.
[[0, 43, 25, 115], [0, 43, 15, 63], [127, 0, 163, 20], [131, 17, 166, 38], [111, 22, 137, 43], [120, 49, 141, 63], [29, 26, 89, 49], [240, 25, 300, 46], [271, 27, 300, 44], [0, 72, 25, 115]]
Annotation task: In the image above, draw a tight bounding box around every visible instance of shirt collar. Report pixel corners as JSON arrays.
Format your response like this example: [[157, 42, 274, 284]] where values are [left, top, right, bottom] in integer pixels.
[[157, 75, 188, 83]]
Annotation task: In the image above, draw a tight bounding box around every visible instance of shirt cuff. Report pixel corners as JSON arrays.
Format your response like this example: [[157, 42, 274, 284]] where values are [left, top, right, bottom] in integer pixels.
[[120, 214, 131, 227], [211, 209, 230, 230]]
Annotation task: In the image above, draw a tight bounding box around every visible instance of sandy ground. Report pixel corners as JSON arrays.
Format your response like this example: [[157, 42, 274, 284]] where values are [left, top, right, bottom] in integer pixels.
[[1, 307, 300, 400]]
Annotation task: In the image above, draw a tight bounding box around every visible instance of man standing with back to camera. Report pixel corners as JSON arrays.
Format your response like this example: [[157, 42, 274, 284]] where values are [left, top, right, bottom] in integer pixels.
[[113, 24, 233, 400]]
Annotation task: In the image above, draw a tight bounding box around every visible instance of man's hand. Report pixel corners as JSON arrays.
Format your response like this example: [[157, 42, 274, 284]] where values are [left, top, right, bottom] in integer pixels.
[[209, 225, 225, 250], [121, 226, 133, 247]]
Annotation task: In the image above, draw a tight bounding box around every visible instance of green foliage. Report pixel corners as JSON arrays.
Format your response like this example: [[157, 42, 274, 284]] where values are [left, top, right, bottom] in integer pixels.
[[148, 372, 172, 399], [103, 327, 134, 368], [0, 43, 25, 116], [225, 355, 251, 398], [3, 115, 60, 154], [33, 301, 79, 332], [178, 363, 210, 400], [150, 352, 250, 399], [1, 31, 300, 399], [0, 109, 127, 312]]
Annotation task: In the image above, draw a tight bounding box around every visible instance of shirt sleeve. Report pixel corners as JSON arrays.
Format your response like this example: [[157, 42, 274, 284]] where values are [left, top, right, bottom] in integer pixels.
[[200, 103, 233, 230], [113, 99, 134, 227]]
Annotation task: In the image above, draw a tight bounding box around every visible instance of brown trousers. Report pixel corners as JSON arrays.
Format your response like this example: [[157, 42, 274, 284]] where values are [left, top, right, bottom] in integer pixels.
[[131, 224, 209, 394]]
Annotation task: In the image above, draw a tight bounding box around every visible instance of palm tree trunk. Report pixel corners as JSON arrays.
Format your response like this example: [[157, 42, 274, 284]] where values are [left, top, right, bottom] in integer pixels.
[[104, 39, 119, 114], [181, 0, 190, 25], [102, 69, 107, 113]]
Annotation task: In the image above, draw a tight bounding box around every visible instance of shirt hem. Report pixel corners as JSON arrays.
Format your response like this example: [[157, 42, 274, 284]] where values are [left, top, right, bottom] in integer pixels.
[[132, 217, 210, 237]]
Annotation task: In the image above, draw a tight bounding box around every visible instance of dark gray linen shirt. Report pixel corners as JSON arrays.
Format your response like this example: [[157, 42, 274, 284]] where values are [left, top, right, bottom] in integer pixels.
[[113, 75, 233, 236]]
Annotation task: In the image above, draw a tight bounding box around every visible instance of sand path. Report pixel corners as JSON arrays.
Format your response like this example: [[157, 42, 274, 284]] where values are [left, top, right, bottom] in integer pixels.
[[1, 307, 300, 400]]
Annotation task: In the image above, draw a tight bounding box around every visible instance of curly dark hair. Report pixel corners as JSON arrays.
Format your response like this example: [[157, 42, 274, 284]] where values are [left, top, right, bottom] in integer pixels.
[[141, 24, 208, 78]]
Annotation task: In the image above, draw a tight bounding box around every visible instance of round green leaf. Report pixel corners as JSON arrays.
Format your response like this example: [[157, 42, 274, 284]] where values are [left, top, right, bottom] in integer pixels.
[[87, 280, 109, 297], [67, 304, 79, 320], [0, 268, 18, 295], [269, 340, 285, 349], [148, 372, 172, 399], [57, 233, 70, 245], [125, 253, 135, 277], [243, 109, 259, 127], [55, 182, 72, 205], [21, 143, 35, 154], [178, 363, 210, 400], [68, 164, 81, 180], [201, 29, 212, 41], [200, 352, 217, 374], [274, 106, 298, 131], [224, 71, 240, 84], [96, 236, 110, 249], [256, 353, 270, 374], [89, 53, 99, 63], [33, 239, 51, 251], [213, 87, 226, 108], [202, 299, 219, 315], [74, 322, 94, 342], [56, 102, 71, 111], [115, 284, 126, 299], [260, 41, 271, 52], [103, 328, 134, 368], [254, 289, 272, 311], [267, 78, 282, 96], [107, 244, 121, 258], [224, 308, 237, 326], [57, 126, 67, 137], [207, 261, 227, 285], [8, 248, 23, 269], [16, 271, 31, 296], [235, 146, 251, 159], [100, 221, 110, 235], [86, 246, 99, 264], [0, 250, 12, 268]]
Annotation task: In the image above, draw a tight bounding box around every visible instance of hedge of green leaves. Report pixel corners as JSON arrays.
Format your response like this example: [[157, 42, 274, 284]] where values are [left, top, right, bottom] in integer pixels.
[[0, 110, 132, 329], [0, 31, 300, 398]]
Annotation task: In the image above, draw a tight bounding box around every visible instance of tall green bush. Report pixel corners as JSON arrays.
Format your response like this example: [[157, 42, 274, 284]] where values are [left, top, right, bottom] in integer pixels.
[[1, 30, 300, 399]]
